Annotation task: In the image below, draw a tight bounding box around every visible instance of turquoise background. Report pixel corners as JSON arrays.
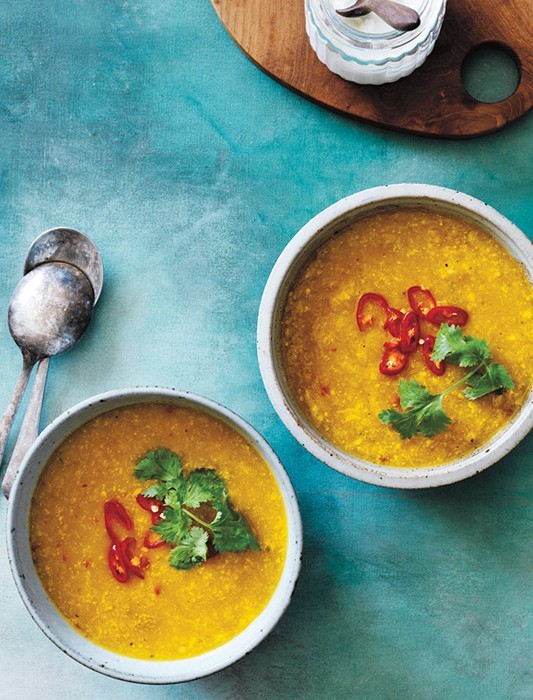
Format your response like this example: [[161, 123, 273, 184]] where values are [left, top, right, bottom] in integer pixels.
[[0, 2, 531, 699]]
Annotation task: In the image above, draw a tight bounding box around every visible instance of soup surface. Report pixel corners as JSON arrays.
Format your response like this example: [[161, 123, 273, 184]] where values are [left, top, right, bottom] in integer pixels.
[[30, 403, 288, 660], [281, 208, 532, 467]]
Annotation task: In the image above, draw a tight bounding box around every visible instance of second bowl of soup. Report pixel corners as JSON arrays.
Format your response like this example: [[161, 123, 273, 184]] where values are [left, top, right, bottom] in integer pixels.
[[257, 184, 532, 488]]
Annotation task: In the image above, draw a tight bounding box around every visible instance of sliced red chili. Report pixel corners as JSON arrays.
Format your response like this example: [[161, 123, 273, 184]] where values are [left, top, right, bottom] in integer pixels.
[[136, 493, 152, 511], [119, 537, 145, 579], [384, 312, 403, 338], [407, 286, 436, 318], [143, 531, 166, 549], [383, 336, 401, 350], [151, 508, 166, 526], [379, 347, 409, 376], [136, 493, 165, 515], [104, 500, 133, 542], [357, 286, 469, 377], [421, 336, 446, 376], [356, 293, 391, 331], [399, 311, 420, 354], [426, 305, 469, 327], [108, 542, 129, 583]]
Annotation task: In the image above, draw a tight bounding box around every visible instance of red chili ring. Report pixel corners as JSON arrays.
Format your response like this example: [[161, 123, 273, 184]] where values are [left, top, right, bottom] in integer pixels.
[[108, 542, 129, 583], [422, 336, 446, 376], [426, 305, 469, 327], [379, 347, 409, 376], [399, 311, 420, 354], [407, 286, 436, 318]]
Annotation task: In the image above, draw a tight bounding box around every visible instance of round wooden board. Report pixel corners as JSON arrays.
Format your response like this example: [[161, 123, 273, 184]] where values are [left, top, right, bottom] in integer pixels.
[[211, 0, 533, 138]]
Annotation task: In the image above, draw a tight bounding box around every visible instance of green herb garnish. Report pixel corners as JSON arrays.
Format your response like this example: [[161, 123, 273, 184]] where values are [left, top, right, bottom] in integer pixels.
[[379, 324, 514, 439], [134, 448, 260, 570]]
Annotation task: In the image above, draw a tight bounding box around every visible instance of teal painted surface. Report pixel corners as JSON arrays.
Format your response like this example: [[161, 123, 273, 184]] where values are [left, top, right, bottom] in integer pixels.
[[0, 2, 532, 699]]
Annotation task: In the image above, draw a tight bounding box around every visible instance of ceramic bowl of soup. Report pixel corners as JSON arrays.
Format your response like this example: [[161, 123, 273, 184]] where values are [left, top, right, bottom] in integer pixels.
[[257, 184, 532, 488], [6, 387, 302, 683]]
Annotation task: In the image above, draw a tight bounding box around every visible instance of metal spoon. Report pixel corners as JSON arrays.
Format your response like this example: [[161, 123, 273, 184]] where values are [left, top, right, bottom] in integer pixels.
[[0, 262, 94, 496], [24, 227, 104, 301], [336, 0, 421, 31], [3, 229, 104, 497]]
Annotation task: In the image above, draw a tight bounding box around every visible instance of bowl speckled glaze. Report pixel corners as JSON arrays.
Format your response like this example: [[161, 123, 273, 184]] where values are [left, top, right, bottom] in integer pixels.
[[257, 184, 532, 489], [6, 387, 302, 683]]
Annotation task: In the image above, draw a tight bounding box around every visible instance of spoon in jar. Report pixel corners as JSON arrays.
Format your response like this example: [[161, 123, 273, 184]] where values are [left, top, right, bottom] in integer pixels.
[[3, 229, 104, 486], [0, 261, 94, 497], [336, 0, 421, 31]]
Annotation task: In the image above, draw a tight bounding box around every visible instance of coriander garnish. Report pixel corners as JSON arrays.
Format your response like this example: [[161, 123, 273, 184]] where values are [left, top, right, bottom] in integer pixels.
[[379, 324, 514, 439], [134, 448, 260, 570]]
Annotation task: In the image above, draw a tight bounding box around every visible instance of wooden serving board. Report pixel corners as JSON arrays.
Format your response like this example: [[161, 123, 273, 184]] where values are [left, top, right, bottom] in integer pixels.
[[211, 0, 532, 138]]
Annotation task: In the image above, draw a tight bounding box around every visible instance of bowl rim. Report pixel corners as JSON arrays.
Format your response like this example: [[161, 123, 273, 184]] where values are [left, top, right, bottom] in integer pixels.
[[6, 386, 303, 684], [257, 183, 533, 489]]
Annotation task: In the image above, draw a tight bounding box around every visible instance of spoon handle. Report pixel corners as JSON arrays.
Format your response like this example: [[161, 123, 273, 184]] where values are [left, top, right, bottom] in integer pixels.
[[0, 359, 34, 498], [3, 358, 49, 499]]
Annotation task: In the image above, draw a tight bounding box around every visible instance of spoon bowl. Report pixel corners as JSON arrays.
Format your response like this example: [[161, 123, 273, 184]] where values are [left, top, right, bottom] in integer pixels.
[[9, 263, 94, 362], [24, 227, 104, 302]]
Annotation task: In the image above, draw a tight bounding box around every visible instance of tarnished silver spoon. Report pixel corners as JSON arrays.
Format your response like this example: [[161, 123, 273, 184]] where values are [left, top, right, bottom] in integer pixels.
[[23, 227, 104, 299], [337, 0, 421, 31], [3, 228, 104, 491], [0, 262, 94, 496]]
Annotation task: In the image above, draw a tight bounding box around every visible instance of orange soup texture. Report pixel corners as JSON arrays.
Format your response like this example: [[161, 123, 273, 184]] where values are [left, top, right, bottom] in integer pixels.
[[30, 403, 288, 660], [281, 208, 532, 468]]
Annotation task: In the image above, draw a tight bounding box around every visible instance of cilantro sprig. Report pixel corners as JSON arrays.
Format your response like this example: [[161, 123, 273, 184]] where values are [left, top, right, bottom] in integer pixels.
[[379, 324, 514, 439], [134, 448, 260, 570]]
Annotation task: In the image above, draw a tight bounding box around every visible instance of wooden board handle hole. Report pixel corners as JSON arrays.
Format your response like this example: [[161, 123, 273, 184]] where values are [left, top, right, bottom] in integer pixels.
[[461, 42, 521, 104]]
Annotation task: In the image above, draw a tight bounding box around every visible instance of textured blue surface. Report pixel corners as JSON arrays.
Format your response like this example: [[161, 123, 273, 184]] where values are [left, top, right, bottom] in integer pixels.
[[0, 2, 532, 699]]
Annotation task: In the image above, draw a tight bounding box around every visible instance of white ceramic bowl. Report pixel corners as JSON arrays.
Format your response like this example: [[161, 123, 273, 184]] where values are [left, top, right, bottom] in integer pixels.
[[257, 184, 533, 489], [6, 387, 302, 683]]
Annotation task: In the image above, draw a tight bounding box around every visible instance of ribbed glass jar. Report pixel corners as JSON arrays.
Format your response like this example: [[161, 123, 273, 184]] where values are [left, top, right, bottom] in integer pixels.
[[305, 0, 446, 84]]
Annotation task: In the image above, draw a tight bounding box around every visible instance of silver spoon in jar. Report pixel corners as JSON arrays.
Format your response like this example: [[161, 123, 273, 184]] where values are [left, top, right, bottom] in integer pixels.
[[1, 228, 103, 498], [0, 261, 94, 497], [337, 0, 420, 31]]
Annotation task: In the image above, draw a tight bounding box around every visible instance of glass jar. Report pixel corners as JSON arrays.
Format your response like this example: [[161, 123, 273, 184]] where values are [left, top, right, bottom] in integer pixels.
[[305, 0, 447, 84]]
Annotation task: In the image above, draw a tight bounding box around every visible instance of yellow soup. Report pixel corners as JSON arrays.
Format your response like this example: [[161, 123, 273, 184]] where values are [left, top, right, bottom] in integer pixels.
[[30, 403, 288, 660], [281, 208, 532, 467]]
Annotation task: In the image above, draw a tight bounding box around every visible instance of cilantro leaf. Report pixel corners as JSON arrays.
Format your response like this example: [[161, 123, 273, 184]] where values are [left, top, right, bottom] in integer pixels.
[[162, 488, 182, 510], [415, 398, 452, 437], [432, 324, 491, 367], [134, 448, 183, 484], [167, 527, 208, 570], [143, 482, 170, 501], [431, 323, 466, 362], [210, 499, 260, 553], [459, 336, 492, 366], [398, 378, 436, 410], [151, 505, 191, 544], [464, 362, 514, 400], [183, 469, 227, 509], [379, 407, 424, 440], [379, 380, 451, 439]]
